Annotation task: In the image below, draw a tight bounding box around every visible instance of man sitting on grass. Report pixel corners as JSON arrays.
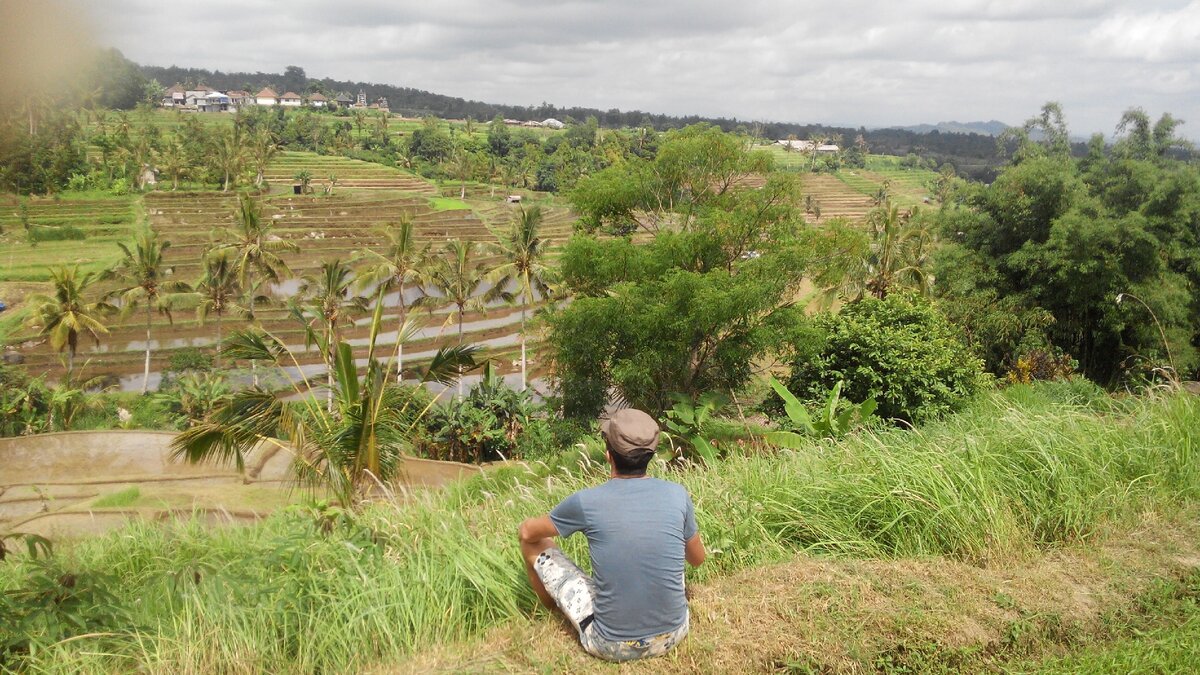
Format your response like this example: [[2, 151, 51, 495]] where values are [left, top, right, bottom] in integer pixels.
[[518, 408, 706, 662]]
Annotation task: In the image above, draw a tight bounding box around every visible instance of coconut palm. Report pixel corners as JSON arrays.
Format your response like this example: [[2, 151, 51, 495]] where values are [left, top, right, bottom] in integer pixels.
[[25, 266, 114, 377], [194, 250, 255, 367], [172, 292, 477, 505], [296, 259, 369, 410], [249, 127, 279, 188], [107, 230, 192, 394], [424, 239, 489, 397], [212, 128, 244, 191], [828, 202, 934, 303], [486, 205, 554, 391], [158, 138, 190, 190], [210, 194, 299, 385], [354, 215, 431, 380]]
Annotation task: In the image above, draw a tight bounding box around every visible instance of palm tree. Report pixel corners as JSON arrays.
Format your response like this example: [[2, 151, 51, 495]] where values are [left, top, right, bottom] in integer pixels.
[[172, 292, 477, 505], [212, 128, 244, 191], [194, 250, 253, 367], [828, 202, 934, 303], [424, 239, 489, 397], [158, 139, 190, 190], [210, 194, 299, 385], [354, 215, 431, 380], [249, 127, 279, 188], [108, 230, 192, 394], [296, 259, 368, 410], [486, 206, 554, 391], [25, 266, 113, 377]]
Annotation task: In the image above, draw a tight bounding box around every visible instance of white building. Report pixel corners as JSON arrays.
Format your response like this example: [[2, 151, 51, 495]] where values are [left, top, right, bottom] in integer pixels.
[[308, 92, 327, 108], [255, 87, 279, 106], [542, 118, 565, 130]]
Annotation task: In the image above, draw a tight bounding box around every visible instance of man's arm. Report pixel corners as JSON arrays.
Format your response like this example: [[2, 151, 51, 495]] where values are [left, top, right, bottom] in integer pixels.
[[518, 515, 559, 546], [685, 532, 706, 567], [518, 515, 561, 609]]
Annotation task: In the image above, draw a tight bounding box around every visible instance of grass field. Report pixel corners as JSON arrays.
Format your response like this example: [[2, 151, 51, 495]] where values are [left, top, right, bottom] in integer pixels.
[[0, 383, 1196, 672]]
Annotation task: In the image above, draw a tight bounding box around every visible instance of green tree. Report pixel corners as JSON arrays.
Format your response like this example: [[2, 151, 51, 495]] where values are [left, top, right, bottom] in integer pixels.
[[831, 202, 935, 301], [212, 128, 243, 191], [209, 194, 299, 385], [354, 215, 431, 380], [486, 205, 554, 391], [424, 239, 489, 397], [108, 230, 192, 394], [194, 250, 252, 367], [550, 124, 836, 416], [248, 127, 278, 188], [25, 266, 113, 376], [296, 259, 368, 410], [487, 114, 512, 157], [172, 295, 477, 504], [935, 106, 1199, 382]]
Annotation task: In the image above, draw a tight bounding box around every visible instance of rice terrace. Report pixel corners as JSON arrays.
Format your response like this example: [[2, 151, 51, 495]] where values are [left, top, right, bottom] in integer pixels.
[[2, 1, 1200, 673]]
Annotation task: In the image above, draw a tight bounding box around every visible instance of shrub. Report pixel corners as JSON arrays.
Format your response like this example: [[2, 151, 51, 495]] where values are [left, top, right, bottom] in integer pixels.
[[421, 365, 545, 463], [786, 293, 989, 423], [27, 225, 86, 242]]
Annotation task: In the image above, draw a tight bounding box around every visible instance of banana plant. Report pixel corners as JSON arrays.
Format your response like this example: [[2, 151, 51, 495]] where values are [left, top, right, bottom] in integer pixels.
[[763, 377, 877, 447], [662, 392, 751, 463]]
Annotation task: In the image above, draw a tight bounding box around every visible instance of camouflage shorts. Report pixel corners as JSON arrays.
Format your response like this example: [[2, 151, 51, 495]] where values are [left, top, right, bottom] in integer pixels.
[[533, 547, 689, 662]]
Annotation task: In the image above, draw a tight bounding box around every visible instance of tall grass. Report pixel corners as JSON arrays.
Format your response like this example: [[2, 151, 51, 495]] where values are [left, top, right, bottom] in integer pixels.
[[1, 382, 1196, 672]]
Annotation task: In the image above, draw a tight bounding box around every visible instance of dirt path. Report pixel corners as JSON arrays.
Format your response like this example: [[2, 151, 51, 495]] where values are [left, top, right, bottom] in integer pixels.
[[392, 513, 1200, 673]]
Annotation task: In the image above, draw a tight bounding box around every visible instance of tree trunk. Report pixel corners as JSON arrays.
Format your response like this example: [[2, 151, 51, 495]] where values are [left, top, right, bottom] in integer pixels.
[[326, 325, 334, 413], [142, 303, 153, 395], [457, 308, 465, 398], [214, 312, 223, 368], [460, 181, 466, 199], [519, 302, 527, 391], [394, 296, 407, 383], [249, 293, 259, 387]]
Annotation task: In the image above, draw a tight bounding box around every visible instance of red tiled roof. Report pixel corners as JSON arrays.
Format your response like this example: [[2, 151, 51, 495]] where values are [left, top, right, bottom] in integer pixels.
[[280, 91, 301, 99], [308, 92, 327, 101], [256, 87, 278, 98]]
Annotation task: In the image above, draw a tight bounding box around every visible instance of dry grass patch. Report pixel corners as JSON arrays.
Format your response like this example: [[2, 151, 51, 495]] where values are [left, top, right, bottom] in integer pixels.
[[391, 512, 1200, 674]]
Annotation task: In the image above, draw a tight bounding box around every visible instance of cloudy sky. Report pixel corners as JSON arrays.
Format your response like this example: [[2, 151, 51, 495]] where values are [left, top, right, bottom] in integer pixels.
[[83, 0, 1200, 138]]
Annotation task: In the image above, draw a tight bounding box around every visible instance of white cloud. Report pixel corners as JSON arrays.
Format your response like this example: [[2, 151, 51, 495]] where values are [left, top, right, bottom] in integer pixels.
[[78, 0, 1200, 139]]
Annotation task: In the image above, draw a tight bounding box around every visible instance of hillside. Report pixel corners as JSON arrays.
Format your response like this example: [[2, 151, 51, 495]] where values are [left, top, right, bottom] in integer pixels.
[[136, 61, 1009, 179]]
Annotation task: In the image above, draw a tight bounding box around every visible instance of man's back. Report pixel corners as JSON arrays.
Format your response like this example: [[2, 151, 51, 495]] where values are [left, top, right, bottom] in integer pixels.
[[550, 477, 697, 641]]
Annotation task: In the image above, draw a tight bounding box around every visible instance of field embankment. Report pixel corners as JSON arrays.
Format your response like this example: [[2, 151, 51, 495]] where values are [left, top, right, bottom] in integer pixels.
[[1, 383, 1196, 672]]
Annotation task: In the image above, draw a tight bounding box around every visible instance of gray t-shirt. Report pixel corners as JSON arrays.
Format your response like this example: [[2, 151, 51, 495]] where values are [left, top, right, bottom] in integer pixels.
[[550, 477, 698, 641]]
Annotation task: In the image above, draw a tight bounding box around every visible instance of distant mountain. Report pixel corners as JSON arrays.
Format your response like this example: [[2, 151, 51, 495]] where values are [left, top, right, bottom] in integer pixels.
[[888, 121, 1012, 137]]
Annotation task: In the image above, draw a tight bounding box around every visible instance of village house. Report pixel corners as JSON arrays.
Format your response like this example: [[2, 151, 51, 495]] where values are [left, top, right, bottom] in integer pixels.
[[280, 91, 303, 107], [184, 84, 214, 103], [255, 87, 279, 106], [308, 92, 328, 108], [197, 91, 231, 112], [162, 84, 186, 107], [228, 90, 253, 108], [334, 93, 354, 108]]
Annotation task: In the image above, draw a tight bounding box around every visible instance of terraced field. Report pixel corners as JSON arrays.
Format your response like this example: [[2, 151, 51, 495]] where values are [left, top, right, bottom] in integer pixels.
[[10, 182, 574, 391], [0, 195, 138, 281], [264, 151, 438, 194]]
